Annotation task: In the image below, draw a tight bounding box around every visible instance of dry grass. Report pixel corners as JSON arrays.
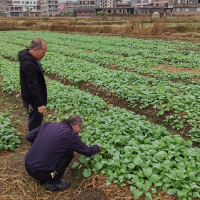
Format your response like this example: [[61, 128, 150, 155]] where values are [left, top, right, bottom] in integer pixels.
[[0, 20, 20, 30], [21, 19, 37, 27], [0, 16, 200, 39], [0, 165, 177, 200], [0, 150, 81, 200]]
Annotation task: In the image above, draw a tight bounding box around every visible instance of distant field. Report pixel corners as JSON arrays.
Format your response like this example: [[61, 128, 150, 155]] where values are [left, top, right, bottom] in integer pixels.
[[0, 16, 200, 40]]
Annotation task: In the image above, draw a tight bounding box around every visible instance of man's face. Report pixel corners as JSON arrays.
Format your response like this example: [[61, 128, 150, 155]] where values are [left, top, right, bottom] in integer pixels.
[[34, 42, 47, 61], [73, 123, 83, 134]]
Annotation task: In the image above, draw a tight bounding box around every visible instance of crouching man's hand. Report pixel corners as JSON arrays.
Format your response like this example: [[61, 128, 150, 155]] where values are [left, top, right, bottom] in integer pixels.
[[97, 145, 101, 152]]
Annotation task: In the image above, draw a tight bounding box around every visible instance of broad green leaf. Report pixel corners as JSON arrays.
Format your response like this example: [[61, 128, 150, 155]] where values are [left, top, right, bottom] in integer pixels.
[[162, 160, 171, 171], [154, 151, 166, 161], [128, 163, 135, 169], [193, 192, 200, 198], [151, 188, 156, 194], [150, 174, 160, 183], [166, 172, 177, 180], [124, 146, 132, 153], [167, 188, 177, 195], [143, 168, 152, 177], [177, 190, 187, 198], [133, 156, 143, 165], [130, 186, 143, 199], [143, 180, 152, 192], [135, 182, 144, 190], [175, 180, 182, 189], [132, 175, 139, 183], [109, 172, 118, 182], [145, 192, 152, 200], [106, 181, 111, 187], [83, 168, 91, 178], [71, 162, 80, 169], [93, 162, 103, 171]]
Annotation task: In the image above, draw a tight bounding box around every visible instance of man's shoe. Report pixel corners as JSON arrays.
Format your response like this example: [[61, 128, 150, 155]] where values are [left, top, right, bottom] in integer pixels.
[[46, 181, 70, 191]]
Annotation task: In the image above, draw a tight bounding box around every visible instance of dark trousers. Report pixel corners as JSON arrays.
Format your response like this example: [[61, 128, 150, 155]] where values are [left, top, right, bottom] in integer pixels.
[[25, 150, 74, 184], [23, 101, 43, 132]]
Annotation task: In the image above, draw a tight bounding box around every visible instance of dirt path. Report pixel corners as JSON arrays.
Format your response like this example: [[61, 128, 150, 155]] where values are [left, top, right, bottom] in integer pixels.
[[161, 66, 200, 74]]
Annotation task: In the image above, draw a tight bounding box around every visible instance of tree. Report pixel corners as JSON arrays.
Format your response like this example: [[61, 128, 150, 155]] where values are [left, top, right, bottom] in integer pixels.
[[63, 12, 69, 16], [72, 10, 77, 17]]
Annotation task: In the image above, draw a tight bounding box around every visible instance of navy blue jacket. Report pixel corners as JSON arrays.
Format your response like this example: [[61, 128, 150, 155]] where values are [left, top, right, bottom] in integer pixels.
[[18, 49, 47, 107], [25, 120, 99, 171]]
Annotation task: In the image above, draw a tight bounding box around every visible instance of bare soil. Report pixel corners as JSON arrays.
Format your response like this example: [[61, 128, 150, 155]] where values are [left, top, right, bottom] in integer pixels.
[[108, 64, 200, 82], [161, 66, 200, 74]]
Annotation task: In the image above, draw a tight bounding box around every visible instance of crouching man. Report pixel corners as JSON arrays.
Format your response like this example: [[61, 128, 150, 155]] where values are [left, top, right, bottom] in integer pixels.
[[25, 115, 101, 191]]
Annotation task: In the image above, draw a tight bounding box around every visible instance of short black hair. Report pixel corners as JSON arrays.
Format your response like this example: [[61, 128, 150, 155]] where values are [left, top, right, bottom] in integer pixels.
[[68, 115, 83, 126], [30, 38, 46, 50]]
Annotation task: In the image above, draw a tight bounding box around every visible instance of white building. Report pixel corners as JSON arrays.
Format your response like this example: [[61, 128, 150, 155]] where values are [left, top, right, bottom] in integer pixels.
[[0, 0, 58, 17]]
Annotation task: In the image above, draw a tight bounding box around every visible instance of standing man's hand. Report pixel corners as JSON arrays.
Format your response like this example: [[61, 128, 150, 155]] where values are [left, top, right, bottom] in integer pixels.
[[38, 105, 46, 113]]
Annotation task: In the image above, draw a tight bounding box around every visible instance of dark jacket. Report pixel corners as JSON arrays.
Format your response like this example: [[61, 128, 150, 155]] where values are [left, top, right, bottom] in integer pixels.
[[18, 49, 47, 107], [25, 120, 99, 171]]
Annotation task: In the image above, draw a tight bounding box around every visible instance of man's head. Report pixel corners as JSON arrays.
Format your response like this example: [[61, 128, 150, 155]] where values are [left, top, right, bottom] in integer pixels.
[[68, 115, 83, 134], [29, 38, 47, 61]]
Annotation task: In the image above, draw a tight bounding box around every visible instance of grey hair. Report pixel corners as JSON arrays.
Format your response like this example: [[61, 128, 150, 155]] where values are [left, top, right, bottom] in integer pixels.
[[30, 38, 46, 50], [68, 115, 83, 126]]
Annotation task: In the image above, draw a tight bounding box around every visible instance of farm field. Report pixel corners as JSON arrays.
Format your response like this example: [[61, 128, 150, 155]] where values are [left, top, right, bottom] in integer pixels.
[[0, 31, 200, 199]]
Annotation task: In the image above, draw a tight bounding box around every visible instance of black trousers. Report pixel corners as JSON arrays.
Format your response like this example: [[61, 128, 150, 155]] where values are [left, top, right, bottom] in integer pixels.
[[23, 101, 43, 132], [25, 150, 74, 184]]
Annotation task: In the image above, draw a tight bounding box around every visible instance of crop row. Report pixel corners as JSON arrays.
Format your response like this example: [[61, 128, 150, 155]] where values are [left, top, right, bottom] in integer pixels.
[[1, 38, 198, 84], [1, 34, 200, 142], [1, 56, 200, 199], [40, 52, 200, 143], [0, 109, 21, 150], [39, 41, 200, 82], [2, 37, 198, 91], [1, 31, 200, 69]]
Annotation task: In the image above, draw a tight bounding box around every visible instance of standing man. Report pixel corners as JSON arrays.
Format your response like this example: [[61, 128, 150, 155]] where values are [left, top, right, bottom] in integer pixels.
[[18, 38, 47, 132], [25, 115, 101, 191]]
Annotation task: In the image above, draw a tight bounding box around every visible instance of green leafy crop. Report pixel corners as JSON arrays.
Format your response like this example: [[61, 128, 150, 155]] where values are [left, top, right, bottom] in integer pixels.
[[1, 31, 200, 199], [0, 111, 21, 150]]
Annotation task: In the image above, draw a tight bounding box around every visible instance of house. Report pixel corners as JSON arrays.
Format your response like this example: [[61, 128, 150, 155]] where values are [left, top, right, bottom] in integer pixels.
[[59, 1, 78, 15], [135, 0, 173, 16], [76, 8, 95, 15], [0, 0, 59, 17], [76, 0, 96, 16], [173, 0, 200, 16], [135, 3, 154, 15]]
